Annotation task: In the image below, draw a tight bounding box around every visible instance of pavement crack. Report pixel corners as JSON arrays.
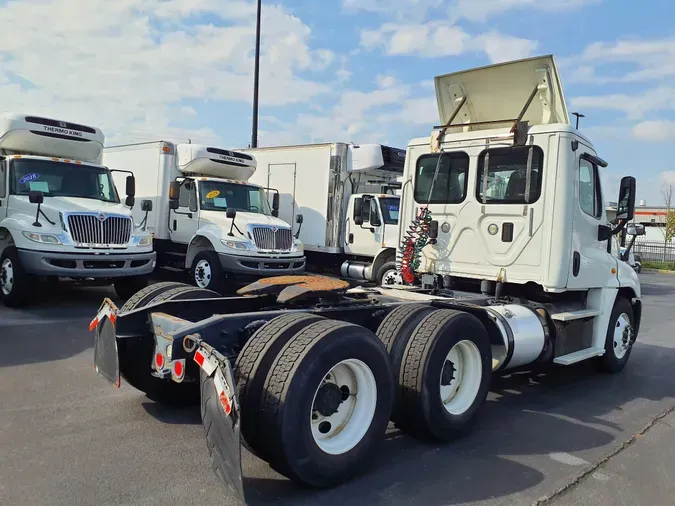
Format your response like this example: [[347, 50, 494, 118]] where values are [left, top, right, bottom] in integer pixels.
[[531, 402, 675, 506]]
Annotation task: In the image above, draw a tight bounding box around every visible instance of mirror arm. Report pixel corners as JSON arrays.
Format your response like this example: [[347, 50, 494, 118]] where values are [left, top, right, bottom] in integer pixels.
[[294, 222, 303, 240], [33, 203, 56, 227], [621, 234, 638, 261], [228, 219, 243, 237]]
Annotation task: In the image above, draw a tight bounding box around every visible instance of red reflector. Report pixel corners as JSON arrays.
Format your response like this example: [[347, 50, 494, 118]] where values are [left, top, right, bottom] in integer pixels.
[[89, 318, 98, 332], [155, 353, 164, 369], [174, 360, 183, 377], [219, 391, 232, 415], [110, 313, 117, 324], [194, 350, 205, 367]]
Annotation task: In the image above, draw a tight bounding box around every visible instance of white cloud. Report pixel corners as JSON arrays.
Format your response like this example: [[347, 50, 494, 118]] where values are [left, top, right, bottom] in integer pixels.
[[447, 0, 601, 22], [342, 0, 442, 22], [0, 0, 335, 145], [569, 87, 675, 120], [632, 120, 675, 142], [360, 22, 536, 63], [564, 37, 675, 84]]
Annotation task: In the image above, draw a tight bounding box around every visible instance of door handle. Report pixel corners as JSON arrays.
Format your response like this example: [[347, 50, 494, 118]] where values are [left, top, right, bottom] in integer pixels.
[[573, 251, 580, 277], [173, 219, 177, 231]]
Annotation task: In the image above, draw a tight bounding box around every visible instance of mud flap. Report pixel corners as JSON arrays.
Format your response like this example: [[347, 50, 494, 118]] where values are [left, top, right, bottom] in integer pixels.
[[196, 346, 245, 504], [91, 298, 120, 387]]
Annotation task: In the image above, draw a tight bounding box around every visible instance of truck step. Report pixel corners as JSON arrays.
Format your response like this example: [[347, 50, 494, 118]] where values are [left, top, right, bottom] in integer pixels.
[[550, 309, 603, 322], [159, 266, 184, 273], [553, 347, 605, 365]]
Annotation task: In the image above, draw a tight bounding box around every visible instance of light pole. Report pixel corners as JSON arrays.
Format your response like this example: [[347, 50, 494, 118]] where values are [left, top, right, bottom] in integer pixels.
[[251, 0, 262, 148]]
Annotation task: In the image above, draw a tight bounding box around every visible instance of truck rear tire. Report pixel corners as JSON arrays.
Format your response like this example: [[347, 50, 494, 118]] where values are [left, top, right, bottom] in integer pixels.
[[114, 275, 150, 301], [118, 284, 220, 405], [119, 281, 188, 313], [594, 296, 635, 373], [234, 312, 325, 461], [0, 246, 33, 308], [257, 320, 394, 488], [395, 309, 492, 441], [375, 303, 436, 416]]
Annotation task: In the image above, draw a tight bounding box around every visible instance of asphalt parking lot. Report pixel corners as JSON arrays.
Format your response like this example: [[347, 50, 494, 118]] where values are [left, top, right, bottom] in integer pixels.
[[1, 273, 675, 506]]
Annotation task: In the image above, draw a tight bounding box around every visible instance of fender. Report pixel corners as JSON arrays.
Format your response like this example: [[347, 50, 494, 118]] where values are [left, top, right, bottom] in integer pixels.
[[184, 226, 222, 269], [371, 246, 397, 280]]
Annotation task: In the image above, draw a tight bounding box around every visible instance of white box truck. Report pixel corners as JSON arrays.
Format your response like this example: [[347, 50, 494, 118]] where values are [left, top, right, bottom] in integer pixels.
[[102, 141, 305, 293], [242, 143, 406, 285], [0, 113, 156, 307]]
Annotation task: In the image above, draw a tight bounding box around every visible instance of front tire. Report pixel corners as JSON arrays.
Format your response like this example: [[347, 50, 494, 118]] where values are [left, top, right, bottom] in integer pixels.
[[394, 309, 492, 441], [594, 296, 635, 373], [257, 320, 394, 488], [376, 261, 403, 286], [191, 251, 226, 293], [0, 246, 33, 308]]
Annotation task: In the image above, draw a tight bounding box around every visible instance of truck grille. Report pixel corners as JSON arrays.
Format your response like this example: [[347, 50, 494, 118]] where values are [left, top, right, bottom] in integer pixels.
[[67, 214, 132, 246], [250, 227, 292, 251]]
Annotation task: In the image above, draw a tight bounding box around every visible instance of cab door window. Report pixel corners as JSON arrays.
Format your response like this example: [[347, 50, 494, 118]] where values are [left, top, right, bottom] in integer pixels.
[[579, 158, 602, 219]]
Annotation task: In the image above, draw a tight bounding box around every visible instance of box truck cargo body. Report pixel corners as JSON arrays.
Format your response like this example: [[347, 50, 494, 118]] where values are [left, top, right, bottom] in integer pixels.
[[0, 113, 155, 307], [103, 141, 305, 293], [241, 142, 405, 285]]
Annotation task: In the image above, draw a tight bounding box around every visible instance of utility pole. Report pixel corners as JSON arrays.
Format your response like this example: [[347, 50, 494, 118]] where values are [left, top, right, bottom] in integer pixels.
[[251, 0, 262, 148]]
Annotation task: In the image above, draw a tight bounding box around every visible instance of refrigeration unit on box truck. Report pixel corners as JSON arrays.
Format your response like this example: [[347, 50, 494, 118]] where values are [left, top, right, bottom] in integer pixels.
[[102, 141, 305, 293], [0, 113, 156, 306], [241, 142, 406, 285]]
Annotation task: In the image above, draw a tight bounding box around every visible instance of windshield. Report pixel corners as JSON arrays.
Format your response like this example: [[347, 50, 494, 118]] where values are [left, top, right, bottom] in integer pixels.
[[379, 197, 399, 225], [198, 180, 272, 215], [9, 158, 120, 203]]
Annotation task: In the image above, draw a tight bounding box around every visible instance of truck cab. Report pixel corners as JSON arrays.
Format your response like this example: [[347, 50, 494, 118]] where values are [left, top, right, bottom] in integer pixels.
[[398, 55, 641, 366], [344, 193, 401, 284], [0, 114, 155, 306]]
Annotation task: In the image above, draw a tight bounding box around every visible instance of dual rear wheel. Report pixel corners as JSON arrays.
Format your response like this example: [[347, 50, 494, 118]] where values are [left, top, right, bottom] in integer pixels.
[[204, 305, 492, 492]]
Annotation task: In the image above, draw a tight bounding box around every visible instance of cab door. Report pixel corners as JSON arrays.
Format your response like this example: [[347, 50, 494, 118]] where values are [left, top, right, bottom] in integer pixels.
[[170, 178, 200, 245], [566, 153, 618, 289], [345, 194, 380, 257]]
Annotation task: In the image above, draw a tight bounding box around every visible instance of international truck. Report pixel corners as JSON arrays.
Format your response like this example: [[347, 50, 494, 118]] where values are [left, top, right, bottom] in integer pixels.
[[0, 113, 156, 307], [91, 55, 643, 504], [102, 141, 306, 293], [241, 143, 406, 286]]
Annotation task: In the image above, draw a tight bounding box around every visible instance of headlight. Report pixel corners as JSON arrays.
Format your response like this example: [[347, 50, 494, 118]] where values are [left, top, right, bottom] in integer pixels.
[[292, 240, 304, 253], [137, 235, 153, 247], [221, 239, 251, 250], [22, 231, 62, 245]]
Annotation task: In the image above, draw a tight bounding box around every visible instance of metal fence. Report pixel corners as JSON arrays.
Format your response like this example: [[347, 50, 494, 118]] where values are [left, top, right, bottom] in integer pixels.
[[633, 240, 675, 268]]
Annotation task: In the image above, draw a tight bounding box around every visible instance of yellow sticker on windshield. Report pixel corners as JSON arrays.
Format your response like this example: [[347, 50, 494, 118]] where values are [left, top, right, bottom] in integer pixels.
[[205, 190, 220, 199]]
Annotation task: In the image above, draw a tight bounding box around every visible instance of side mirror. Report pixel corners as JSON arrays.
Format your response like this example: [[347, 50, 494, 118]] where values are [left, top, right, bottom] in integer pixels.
[[226, 208, 237, 220], [370, 205, 382, 227], [125, 175, 136, 197], [296, 214, 304, 224], [626, 223, 645, 236], [125, 196, 135, 208], [616, 176, 636, 221], [272, 193, 280, 211], [141, 199, 153, 212], [169, 200, 179, 210], [353, 197, 363, 225], [29, 190, 44, 205], [169, 181, 180, 203]]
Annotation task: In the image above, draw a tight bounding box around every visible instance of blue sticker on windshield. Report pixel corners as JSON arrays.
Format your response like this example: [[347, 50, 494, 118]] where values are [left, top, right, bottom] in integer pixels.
[[19, 173, 39, 184], [387, 204, 399, 211]]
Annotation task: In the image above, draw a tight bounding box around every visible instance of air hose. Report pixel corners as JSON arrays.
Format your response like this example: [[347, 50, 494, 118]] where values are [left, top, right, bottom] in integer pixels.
[[398, 206, 433, 284]]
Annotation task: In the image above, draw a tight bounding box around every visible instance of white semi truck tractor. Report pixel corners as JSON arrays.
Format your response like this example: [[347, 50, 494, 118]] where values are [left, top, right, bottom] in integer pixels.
[[91, 55, 643, 503], [102, 141, 305, 293], [242, 142, 406, 285], [0, 113, 156, 307]]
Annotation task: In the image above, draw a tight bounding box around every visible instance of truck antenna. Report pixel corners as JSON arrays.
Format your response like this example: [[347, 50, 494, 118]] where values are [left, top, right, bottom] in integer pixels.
[[572, 112, 585, 129]]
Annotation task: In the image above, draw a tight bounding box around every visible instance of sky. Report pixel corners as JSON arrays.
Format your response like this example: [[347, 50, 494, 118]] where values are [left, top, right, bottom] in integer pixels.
[[0, 0, 673, 205]]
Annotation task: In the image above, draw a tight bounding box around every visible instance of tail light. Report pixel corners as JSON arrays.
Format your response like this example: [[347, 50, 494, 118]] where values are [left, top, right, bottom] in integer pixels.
[[155, 352, 164, 370], [172, 359, 186, 383]]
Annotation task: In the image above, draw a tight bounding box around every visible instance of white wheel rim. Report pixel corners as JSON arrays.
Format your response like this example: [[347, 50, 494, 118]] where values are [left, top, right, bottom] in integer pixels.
[[1, 258, 13, 296], [440, 340, 483, 415], [194, 259, 212, 288], [382, 269, 403, 286], [613, 313, 632, 359], [309, 359, 377, 455]]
